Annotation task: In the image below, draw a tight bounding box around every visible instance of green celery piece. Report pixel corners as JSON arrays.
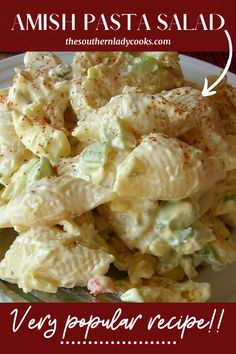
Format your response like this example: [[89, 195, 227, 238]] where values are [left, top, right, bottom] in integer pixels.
[[131, 56, 158, 75], [99, 117, 137, 149], [29, 157, 53, 181], [155, 200, 196, 231], [55, 64, 71, 79], [193, 244, 224, 270], [80, 142, 110, 172]]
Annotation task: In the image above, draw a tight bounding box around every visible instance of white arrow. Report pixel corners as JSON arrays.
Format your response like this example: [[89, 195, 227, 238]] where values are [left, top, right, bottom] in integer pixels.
[[201, 29, 233, 97]]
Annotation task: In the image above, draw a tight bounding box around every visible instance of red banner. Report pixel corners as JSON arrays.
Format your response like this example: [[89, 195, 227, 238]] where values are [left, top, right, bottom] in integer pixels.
[[0, 303, 233, 354], [0, 0, 235, 51]]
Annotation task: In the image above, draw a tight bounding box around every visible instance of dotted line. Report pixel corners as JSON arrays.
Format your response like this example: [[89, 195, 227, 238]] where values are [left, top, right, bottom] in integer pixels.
[[60, 340, 177, 345]]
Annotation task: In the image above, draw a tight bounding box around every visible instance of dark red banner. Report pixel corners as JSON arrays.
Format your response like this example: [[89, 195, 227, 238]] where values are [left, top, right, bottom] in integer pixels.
[[0, 303, 233, 354], [0, 0, 235, 51]]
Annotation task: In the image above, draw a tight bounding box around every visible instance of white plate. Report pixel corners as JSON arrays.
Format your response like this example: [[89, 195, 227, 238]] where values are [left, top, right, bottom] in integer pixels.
[[0, 52, 236, 302]]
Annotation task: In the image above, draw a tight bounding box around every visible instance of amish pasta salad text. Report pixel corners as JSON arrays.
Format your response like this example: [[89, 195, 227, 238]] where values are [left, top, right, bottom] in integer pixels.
[[0, 52, 236, 302]]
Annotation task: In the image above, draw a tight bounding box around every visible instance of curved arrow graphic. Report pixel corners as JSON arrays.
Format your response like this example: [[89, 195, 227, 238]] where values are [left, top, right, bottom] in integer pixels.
[[201, 30, 233, 97]]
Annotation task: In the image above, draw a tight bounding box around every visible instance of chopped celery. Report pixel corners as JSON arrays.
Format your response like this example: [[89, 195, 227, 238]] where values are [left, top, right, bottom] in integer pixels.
[[99, 117, 137, 149], [79, 142, 110, 173], [130, 56, 158, 75], [29, 157, 53, 181], [192, 244, 224, 271], [155, 201, 197, 248], [50, 64, 71, 79], [2, 157, 53, 201], [155, 200, 196, 231], [159, 227, 195, 248]]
